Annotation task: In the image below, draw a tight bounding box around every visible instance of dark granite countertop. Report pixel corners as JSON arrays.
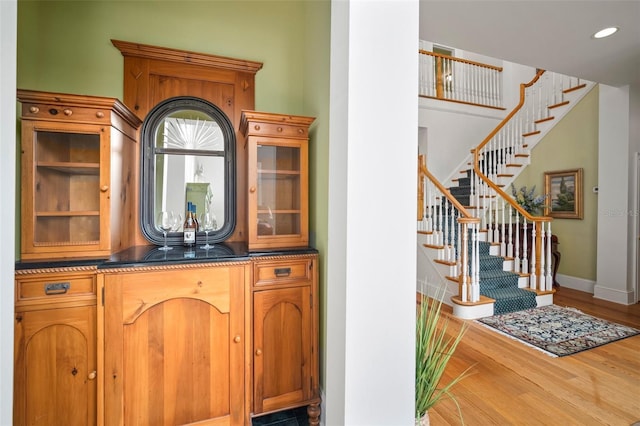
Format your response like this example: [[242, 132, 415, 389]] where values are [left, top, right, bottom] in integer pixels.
[[15, 243, 318, 271]]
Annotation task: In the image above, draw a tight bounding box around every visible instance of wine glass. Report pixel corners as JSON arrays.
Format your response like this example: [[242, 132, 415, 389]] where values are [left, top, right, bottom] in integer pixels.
[[157, 211, 174, 251], [199, 211, 217, 249], [171, 212, 183, 232]]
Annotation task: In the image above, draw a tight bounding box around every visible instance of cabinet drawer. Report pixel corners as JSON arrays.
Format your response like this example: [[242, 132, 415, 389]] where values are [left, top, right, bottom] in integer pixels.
[[21, 102, 112, 125], [16, 274, 96, 305], [248, 121, 308, 139], [254, 259, 312, 287]]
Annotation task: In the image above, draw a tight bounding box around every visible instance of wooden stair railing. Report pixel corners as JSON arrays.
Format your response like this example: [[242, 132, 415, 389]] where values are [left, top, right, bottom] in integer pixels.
[[471, 69, 568, 294], [418, 155, 481, 303]]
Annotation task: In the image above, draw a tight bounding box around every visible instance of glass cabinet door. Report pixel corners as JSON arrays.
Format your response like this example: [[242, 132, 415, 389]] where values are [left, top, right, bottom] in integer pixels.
[[18, 89, 141, 260], [32, 129, 102, 246], [256, 143, 302, 238], [241, 110, 314, 250]]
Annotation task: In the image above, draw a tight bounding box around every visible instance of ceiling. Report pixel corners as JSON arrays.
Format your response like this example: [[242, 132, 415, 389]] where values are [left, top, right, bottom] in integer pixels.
[[419, 0, 640, 87]]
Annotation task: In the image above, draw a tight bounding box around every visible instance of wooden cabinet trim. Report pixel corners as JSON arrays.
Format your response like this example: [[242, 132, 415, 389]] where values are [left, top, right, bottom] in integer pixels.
[[15, 265, 98, 276], [112, 39, 263, 74], [98, 259, 252, 274], [17, 89, 142, 129]]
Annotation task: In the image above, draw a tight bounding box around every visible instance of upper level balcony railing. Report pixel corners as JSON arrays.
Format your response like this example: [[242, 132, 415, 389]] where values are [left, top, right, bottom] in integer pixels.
[[419, 50, 504, 110]]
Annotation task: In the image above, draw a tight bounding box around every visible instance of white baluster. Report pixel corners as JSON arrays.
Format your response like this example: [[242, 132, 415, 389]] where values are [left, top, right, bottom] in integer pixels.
[[423, 176, 428, 227], [507, 206, 514, 259], [522, 219, 528, 274], [500, 199, 506, 256], [529, 223, 537, 290], [538, 85, 543, 121], [449, 200, 455, 262], [473, 65, 479, 104], [470, 225, 476, 302], [480, 182, 486, 229], [454, 221, 461, 277], [539, 225, 546, 291], [514, 213, 521, 273], [454, 61, 461, 101], [426, 185, 432, 233], [443, 198, 449, 260], [493, 196, 500, 243], [436, 196, 442, 248], [445, 58, 452, 100], [546, 221, 553, 291], [474, 223, 480, 301], [480, 67, 486, 105], [461, 223, 468, 302]]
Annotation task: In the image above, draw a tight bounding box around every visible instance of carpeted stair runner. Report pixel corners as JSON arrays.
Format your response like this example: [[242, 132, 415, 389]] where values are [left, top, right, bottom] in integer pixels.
[[471, 240, 536, 314], [444, 170, 538, 315]]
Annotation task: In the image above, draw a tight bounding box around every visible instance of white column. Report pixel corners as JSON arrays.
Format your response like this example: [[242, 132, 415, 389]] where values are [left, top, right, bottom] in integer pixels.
[[595, 84, 633, 304], [0, 2, 17, 423], [326, 1, 418, 424]]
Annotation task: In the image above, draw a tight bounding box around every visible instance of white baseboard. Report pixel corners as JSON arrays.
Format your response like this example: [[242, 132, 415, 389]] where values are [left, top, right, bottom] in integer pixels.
[[556, 273, 595, 293], [593, 285, 636, 305], [557, 273, 636, 305]]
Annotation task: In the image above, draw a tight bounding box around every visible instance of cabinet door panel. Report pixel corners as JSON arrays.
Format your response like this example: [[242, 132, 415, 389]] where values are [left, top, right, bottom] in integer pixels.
[[104, 265, 246, 426], [253, 286, 312, 413], [14, 306, 96, 426], [123, 298, 231, 425]]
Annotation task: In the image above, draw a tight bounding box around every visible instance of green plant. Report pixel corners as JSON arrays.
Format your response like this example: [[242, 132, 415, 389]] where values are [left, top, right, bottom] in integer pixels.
[[510, 183, 548, 215], [415, 291, 473, 422]]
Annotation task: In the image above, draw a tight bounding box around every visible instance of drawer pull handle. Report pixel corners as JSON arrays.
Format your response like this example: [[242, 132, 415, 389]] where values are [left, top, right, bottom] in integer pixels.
[[44, 282, 70, 295], [274, 267, 291, 277]]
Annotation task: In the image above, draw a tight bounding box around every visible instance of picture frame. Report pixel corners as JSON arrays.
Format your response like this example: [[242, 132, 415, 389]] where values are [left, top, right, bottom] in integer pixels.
[[544, 168, 583, 219]]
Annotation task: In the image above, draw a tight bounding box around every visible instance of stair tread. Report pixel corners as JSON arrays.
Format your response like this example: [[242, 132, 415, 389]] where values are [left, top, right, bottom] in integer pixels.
[[535, 116, 555, 124], [549, 100, 570, 109], [564, 83, 586, 94]]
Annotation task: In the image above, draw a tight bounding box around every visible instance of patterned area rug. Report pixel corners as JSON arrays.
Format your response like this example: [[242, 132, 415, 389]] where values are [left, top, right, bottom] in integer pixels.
[[477, 304, 640, 357]]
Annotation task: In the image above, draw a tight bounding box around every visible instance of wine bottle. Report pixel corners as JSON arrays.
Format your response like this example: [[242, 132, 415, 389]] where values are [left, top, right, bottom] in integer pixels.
[[192, 204, 200, 232], [183, 201, 196, 247]]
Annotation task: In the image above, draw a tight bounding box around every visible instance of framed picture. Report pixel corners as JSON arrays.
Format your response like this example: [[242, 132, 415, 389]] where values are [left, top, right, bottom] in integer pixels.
[[544, 168, 583, 219]]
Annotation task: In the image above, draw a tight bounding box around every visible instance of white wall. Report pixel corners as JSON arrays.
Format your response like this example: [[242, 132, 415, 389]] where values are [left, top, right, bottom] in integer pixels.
[[0, 1, 16, 423], [326, 0, 418, 424], [596, 84, 633, 304], [630, 85, 640, 303], [419, 104, 501, 182]]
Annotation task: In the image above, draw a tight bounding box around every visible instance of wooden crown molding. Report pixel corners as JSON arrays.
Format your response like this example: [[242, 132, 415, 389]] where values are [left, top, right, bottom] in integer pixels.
[[111, 39, 263, 74]]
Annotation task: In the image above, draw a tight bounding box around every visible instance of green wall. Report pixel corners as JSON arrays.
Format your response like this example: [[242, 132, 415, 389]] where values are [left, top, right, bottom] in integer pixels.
[[16, 0, 331, 383], [18, 1, 312, 113], [513, 86, 599, 281], [301, 0, 330, 387]]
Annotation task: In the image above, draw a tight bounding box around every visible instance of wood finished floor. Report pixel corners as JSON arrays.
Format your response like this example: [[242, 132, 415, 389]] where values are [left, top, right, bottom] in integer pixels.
[[429, 287, 640, 425]]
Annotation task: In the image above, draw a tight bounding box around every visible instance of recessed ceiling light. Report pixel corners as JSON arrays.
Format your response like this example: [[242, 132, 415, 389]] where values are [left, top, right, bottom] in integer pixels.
[[593, 27, 619, 39]]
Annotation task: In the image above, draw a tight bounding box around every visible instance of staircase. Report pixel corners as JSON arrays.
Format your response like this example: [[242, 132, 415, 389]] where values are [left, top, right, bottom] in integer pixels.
[[418, 66, 595, 319]]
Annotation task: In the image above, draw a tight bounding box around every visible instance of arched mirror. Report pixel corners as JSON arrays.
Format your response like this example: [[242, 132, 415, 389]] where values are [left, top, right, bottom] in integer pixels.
[[140, 96, 236, 246]]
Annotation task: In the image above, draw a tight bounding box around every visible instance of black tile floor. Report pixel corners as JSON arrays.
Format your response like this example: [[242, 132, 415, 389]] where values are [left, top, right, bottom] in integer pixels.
[[251, 406, 309, 426]]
